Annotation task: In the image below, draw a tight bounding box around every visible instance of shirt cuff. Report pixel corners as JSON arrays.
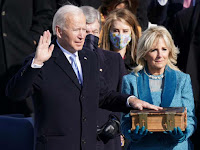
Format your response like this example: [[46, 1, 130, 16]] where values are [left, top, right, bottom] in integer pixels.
[[127, 95, 137, 107], [158, 0, 168, 6], [31, 58, 44, 68]]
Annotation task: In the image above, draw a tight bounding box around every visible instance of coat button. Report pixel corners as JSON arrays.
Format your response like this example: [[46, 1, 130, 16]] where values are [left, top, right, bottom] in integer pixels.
[[3, 33, 7, 37], [80, 95, 84, 99], [2, 11, 5, 16], [82, 117, 86, 122], [82, 139, 86, 144]]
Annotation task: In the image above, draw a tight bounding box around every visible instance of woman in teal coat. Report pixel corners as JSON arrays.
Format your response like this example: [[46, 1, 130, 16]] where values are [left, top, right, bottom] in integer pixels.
[[121, 26, 196, 150]]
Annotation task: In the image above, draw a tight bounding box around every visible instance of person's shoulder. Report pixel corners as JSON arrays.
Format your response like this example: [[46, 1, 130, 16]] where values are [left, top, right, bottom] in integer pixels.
[[99, 48, 121, 57], [123, 71, 137, 80], [97, 48, 123, 62], [81, 48, 97, 56], [175, 70, 191, 81]]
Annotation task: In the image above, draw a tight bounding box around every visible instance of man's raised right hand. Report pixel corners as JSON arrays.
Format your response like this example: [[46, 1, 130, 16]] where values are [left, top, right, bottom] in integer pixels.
[[34, 30, 54, 65]]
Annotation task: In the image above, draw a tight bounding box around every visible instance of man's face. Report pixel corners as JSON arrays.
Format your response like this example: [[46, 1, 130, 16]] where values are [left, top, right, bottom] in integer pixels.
[[86, 19, 100, 37], [57, 13, 87, 53]]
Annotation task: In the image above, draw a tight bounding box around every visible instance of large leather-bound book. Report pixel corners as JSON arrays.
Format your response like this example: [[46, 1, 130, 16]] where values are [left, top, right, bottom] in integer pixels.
[[130, 107, 187, 132]]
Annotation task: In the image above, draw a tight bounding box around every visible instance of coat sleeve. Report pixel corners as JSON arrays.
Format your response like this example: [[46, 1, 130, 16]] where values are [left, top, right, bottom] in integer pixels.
[[181, 74, 197, 139], [5, 56, 41, 101]]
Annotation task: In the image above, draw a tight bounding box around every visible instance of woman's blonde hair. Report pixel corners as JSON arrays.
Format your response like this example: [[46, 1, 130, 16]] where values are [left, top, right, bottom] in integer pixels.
[[134, 26, 180, 74], [100, 8, 140, 62]]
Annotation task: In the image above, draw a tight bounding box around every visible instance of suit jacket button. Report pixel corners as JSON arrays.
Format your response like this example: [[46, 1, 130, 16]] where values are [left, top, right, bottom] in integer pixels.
[[3, 33, 7, 37], [2, 11, 5, 16], [82, 139, 86, 144], [82, 117, 86, 122]]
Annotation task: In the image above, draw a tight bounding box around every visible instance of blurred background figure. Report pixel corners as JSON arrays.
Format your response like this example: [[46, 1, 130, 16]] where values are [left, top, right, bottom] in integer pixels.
[[99, 0, 149, 31], [121, 26, 196, 150], [148, 0, 200, 26], [81, 6, 126, 150], [166, 2, 200, 149], [56, 0, 101, 9], [0, 0, 55, 116], [100, 8, 141, 73]]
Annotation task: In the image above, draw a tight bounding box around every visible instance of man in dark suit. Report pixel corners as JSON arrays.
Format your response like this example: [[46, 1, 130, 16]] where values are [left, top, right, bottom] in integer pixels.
[[81, 6, 126, 150], [0, 0, 55, 115], [6, 5, 161, 150], [166, 3, 200, 149]]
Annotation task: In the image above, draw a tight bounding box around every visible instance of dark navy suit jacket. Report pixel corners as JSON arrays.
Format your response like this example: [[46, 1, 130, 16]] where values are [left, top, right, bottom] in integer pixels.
[[6, 39, 129, 150]]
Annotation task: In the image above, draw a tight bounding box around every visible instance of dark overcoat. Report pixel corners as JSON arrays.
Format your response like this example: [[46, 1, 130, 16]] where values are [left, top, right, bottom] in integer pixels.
[[84, 34, 126, 150], [6, 41, 129, 150]]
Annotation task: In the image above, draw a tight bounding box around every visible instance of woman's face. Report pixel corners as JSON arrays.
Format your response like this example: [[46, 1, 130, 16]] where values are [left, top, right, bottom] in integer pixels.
[[110, 20, 131, 35], [144, 38, 169, 75]]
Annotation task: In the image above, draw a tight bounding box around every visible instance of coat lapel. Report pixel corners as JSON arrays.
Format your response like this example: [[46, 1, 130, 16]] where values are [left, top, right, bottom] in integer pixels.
[[78, 50, 90, 88], [52, 45, 81, 90], [96, 48, 108, 75], [137, 70, 153, 104], [137, 66, 176, 107], [161, 66, 176, 107]]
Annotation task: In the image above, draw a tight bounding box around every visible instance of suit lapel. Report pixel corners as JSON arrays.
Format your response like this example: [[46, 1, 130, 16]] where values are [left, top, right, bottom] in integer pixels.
[[53, 45, 81, 90], [78, 50, 90, 88], [96, 48, 108, 75]]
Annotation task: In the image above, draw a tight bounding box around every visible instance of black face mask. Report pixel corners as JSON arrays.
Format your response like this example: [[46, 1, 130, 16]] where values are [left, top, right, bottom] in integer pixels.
[[83, 34, 99, 51], [97, 114, 120, 144]]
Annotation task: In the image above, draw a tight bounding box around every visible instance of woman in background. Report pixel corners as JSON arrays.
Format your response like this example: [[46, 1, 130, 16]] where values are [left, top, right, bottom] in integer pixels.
[[100, 8, 140, 73]]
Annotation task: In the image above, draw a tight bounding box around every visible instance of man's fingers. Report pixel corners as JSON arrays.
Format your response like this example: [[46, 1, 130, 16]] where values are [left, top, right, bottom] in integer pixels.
[[38, 35, 43, 47], [49, 44, 54, 53], [47, 30, 52, 45], [42, 31, 49, 44], [143, 102, 163, 111]]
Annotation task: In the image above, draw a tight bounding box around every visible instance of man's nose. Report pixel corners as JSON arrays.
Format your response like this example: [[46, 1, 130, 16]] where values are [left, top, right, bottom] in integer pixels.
[[78, 29, 86, 38]]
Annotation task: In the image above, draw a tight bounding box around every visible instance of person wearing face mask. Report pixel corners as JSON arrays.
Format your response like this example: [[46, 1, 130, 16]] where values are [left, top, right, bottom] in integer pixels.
[[100, 8, 141, 73], [121, 26, 196, 150], [81, 6, 126, 150]]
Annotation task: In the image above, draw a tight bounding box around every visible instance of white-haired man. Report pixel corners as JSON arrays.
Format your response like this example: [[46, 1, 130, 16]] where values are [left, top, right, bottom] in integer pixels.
[[81, 5, 125, 150]]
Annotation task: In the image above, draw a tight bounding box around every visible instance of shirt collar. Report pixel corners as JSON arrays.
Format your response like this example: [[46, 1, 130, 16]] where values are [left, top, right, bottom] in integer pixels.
[[56, 39, 78, 58]]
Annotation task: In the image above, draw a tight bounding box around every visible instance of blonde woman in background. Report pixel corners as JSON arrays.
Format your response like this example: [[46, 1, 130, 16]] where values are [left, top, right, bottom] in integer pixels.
[[100, 8, 140, 73]]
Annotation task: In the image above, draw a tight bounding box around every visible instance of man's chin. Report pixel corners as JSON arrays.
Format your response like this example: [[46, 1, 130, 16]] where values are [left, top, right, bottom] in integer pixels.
[[74, 46, 84, 51]]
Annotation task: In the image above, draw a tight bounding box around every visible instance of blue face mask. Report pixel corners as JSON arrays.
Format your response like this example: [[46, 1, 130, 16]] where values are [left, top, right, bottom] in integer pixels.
[[109, 32, 131, 49]]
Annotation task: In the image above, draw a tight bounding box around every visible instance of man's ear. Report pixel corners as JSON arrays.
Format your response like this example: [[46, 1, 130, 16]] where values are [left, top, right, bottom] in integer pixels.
[[56, 26, 62, 38]]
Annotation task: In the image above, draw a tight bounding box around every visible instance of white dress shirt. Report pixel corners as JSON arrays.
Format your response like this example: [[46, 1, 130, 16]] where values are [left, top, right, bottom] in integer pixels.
[[31, 40, 83, 81]]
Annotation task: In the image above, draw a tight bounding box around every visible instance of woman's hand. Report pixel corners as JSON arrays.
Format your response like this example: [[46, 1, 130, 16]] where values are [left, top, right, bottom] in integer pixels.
[[127, 125, 152, 142], [164, 127, 187, 143]]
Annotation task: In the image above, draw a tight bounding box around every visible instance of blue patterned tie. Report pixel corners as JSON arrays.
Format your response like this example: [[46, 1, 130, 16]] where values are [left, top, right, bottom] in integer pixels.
[[70, 54, 83, 85]]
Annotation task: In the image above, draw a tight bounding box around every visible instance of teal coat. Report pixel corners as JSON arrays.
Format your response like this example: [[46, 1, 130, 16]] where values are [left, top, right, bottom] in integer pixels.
[[121, 67, 196, 150]]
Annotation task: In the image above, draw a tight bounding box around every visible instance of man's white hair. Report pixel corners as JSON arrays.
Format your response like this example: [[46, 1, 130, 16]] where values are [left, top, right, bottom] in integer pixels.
[[52, 5, 84, 35], [80, 6, 101, 30]]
